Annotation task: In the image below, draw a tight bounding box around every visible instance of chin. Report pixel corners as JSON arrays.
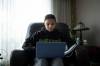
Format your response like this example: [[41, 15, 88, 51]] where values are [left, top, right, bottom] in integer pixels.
[[47, 28, 54, 32]]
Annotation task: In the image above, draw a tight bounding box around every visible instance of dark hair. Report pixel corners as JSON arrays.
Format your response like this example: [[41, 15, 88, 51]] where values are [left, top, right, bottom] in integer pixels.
[[44, 14, 56, 22]]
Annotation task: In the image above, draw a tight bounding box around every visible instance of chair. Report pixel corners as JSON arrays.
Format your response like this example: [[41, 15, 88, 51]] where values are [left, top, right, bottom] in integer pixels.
[[10, 22, 90, 66]]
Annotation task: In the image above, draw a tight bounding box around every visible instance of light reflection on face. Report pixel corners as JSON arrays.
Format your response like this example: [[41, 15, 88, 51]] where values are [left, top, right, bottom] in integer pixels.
[[44, 19, 56, 32]]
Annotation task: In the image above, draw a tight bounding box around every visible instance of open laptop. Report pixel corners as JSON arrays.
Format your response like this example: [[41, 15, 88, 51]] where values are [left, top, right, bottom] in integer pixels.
[[36, 42, 66, 58]]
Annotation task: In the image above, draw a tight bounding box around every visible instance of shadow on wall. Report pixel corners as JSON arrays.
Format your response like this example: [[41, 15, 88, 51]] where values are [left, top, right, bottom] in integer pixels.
[[86, 24, 99, 46]]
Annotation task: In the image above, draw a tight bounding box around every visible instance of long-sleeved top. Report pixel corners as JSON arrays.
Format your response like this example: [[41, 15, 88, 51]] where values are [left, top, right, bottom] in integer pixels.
[[22, 27, 73, 49]]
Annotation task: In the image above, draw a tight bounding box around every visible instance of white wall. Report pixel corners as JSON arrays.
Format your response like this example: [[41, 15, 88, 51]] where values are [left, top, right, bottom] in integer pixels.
[[76, 0, 100, 46]]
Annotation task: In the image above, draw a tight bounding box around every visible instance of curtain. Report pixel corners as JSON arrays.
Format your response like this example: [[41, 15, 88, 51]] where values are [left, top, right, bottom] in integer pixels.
[[0, 0, 52, 65], [51, 0, 71, 26]]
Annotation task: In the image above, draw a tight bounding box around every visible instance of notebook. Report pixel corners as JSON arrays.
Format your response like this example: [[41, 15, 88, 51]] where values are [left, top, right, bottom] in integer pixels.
[[36, 42, 66, 58]]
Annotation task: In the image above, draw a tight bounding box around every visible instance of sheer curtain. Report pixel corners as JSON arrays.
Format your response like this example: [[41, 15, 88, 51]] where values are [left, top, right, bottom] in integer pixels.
[[0, 0, 52, 64], [51, 0, 71, 25]]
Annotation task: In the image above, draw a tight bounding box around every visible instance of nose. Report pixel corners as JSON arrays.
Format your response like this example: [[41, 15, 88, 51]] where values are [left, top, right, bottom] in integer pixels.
[[48, 25, 52, 28]]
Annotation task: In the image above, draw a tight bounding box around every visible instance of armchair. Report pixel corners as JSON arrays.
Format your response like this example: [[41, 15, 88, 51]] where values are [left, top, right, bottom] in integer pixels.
[[10, 22, 90, 66]]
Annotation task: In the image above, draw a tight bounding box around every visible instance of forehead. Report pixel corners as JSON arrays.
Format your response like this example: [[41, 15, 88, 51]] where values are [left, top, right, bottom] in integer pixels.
[[44, 19, 56, 24]]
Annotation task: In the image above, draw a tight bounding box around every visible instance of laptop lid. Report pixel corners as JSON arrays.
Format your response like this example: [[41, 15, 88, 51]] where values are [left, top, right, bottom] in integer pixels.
[[36, 42, 66, 58]]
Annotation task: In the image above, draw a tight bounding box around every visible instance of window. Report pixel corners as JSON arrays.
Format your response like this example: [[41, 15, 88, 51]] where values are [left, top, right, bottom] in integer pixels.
[[0, 0, 52, 61]]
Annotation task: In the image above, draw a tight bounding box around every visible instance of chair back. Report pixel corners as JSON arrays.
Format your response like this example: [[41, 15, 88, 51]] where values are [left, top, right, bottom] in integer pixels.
[[26, 22, 70, 39]]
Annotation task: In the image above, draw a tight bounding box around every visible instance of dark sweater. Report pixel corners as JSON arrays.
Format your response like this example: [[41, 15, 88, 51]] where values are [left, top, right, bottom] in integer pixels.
[[22, 27, 73, 49]]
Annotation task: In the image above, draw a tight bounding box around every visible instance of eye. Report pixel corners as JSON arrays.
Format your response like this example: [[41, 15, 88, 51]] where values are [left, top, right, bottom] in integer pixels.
[[47, 23, 49, 26], [51, 23, 54, 25]]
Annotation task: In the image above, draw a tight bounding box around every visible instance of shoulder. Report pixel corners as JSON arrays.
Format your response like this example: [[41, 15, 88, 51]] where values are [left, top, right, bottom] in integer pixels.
[[55, 29, 63, 35], [33, 30, 44, 36], [53, 29, 64, 38]]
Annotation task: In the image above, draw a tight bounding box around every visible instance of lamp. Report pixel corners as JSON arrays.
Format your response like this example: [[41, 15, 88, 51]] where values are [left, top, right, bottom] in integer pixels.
[[73, 22, 90, 45]]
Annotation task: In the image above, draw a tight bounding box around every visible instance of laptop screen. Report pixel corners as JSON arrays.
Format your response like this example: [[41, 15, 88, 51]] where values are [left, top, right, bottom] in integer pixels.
[[36, 42, 66, 58]]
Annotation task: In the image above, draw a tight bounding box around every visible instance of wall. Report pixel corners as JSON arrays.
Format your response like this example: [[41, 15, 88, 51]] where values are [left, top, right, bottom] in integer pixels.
[[76, 0, 100, 46]]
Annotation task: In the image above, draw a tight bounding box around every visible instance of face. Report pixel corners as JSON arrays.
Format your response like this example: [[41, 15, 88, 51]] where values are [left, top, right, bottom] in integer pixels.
[[44, 19, 56, 32]]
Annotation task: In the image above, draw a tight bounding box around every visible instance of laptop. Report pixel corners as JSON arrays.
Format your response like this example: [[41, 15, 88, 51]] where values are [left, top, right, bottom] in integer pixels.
[[36, 42, 66, 58]]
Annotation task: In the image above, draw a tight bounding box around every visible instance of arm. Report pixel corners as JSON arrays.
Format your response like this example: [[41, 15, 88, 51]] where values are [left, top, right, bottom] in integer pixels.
[[22, 37, 34, 49], [62, 31, 75, 48], [22, 32, 38, 49], [64, 38, 80, 55]]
